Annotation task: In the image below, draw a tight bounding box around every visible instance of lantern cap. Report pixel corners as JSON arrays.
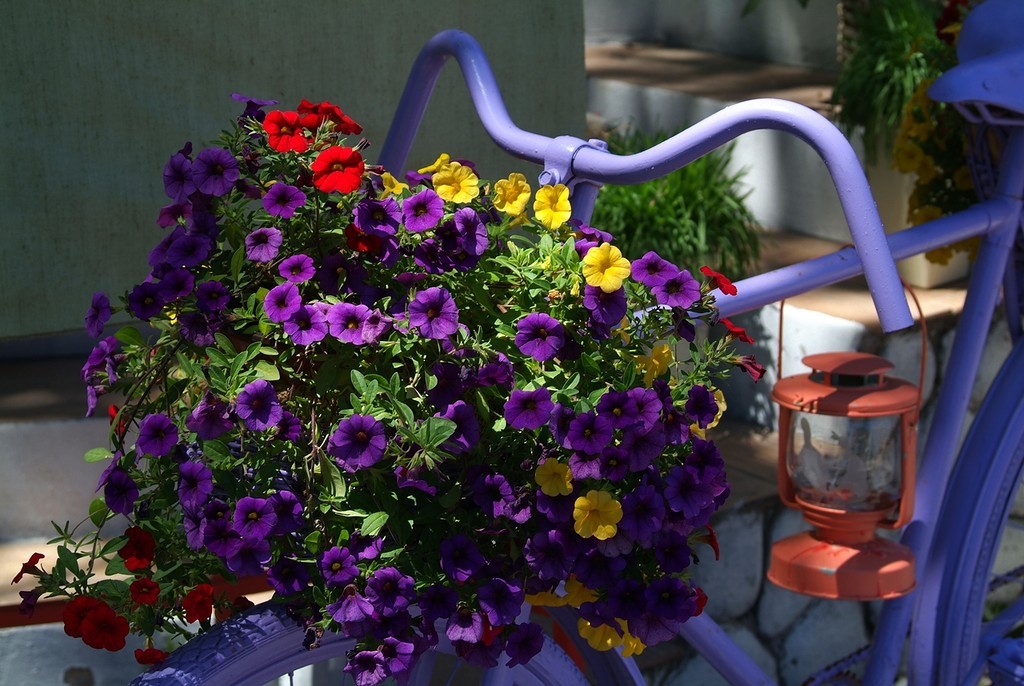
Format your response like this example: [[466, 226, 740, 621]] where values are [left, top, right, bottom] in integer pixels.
[[772, 351, 919, 416], [803, 352, 893, 377]]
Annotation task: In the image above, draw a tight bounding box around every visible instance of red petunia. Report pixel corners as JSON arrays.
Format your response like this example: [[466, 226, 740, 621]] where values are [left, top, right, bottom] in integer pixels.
[[182, 583, 215, 624], [721, 318, 754, 344], [694, 586, 709, 616], [80, 603, 130, 651], [135, 647, 170, 665], [345, 224, 382, 254], [118, 526, 156, 572], [311, 146, 364, 194], [11, 552, 45, 584], [700, 266, 738, 296], [63, 596, 105, 638], [263, 110, 310, 153], [130, 578, 160, 606], [733, 354, 766, 382], [108, 404, 127, 439], [297, 99, 363, 135]]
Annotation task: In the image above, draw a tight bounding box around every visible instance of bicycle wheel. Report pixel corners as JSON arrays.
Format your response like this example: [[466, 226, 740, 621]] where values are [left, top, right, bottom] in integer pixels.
[[918, 338, 1024, 684], [129, 601, 644, 686]]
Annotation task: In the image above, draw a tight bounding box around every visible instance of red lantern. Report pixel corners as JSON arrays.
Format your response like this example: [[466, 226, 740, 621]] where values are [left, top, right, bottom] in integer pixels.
[[768, 352, 918, 600]]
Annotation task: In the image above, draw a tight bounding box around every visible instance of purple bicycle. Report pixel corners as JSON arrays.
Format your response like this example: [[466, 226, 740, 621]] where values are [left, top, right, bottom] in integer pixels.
[[132, 1, 1024, 683]]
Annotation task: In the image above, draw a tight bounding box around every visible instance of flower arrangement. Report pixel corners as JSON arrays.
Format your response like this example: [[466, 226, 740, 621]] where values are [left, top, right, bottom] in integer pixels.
[[16, 93, 760, 683], [891, 0, 979, 265]]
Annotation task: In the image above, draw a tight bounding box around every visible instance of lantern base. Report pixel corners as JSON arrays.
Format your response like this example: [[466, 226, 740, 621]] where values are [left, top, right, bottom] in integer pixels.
[[768, 531, 915, 600]]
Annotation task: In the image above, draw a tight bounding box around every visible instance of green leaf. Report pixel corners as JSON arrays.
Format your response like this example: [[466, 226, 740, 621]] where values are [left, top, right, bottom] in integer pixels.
[[230, 245, 246, 283], [255, 360, 281, 381], [351, 369, 368, 395], [90, 579, 129, 596], [114, 326, 145, 347], [83, 447, 113, 463], [319, 453, 347, 500], [438, 484, 462, 509], [103, 555, 129, 577], [56, 545, 82, 579], [88, 498, 110, 527], [418, 417, 456, 449], [99, 537, 127, 556], [304, 530, 322, 549], [202, 439, 232, 465], [393, 401, 415, 428], [215, 333, 237, 356], [360, 511, 389, 537]]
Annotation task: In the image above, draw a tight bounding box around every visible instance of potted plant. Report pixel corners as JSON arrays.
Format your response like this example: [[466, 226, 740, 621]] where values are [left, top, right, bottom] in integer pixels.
[[14, 94, 760, 684]]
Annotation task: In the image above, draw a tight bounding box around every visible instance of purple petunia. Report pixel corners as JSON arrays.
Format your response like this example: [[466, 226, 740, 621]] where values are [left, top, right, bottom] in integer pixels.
[[165, 232, 211, 268], [328, 414, 387, 471], [262, 183, 306, 218], [226, 536, 272, 576], [163, 152, 196, 203], [186, 392, 234, 440], [652, 269, 701, 309], [685, 385, 719, 428], [195, 280, 230, 314], [439, 534, 485, 583], [320, 546, 359, 588], [157, 267, 195, 302], [136, 413, 178, 457], [178, 461, 214, 508], [365, 566, 416, 617], [84, 292, 111, 338], [344, 650, 386, 686], [191, 147, 239, 197], [631, 251, 677, 287], [235, 379, 283, 431], [127, 282, 165, 321], [283, 304, 328, 345], [268, 490, 304, 535], [233, 496, 277, 540], [505, 623, 545, 667], [360, 309, 391, 345], [408, 287, 459, 340], [664, 464, 716, 526], [595, 389, 639, 430], [380, 636, 416, 679], [103, 467, 138, 516], [477, 578, 524, 626], [503, 388, 554, 431], [583, 285, 628, 327], [245, 227, 283, 263], [514, 313, 565, 362], [446, 606, 485, 643], [327, 585, 377, 637], [618, 482, 665, 545], [278, 254, 315, 283], [471, 471, 515, 519], [326, 302, 370, 344], [437, 400, 480, 454], [565, 411, 614, 454], [402, 188, 444, 232], [355, 197, 402, 237], [267, 558, 310, 596], [264, 282, 302, 323]]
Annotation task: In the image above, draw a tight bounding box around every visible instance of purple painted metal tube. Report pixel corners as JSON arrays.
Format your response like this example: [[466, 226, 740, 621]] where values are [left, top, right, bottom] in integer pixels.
[[868, 130, 1024, 686], [379, 30, 912, 333], [378, 29, 550, 174], [677, 613, 776, 685]]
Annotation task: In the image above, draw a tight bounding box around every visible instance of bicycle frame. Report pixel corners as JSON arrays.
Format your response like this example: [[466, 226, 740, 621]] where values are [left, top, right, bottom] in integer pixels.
[[379, 29, 1024, 686]]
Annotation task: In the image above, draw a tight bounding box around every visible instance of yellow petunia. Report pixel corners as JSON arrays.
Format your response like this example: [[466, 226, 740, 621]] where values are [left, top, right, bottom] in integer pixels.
[[915, 155, 938, 185], [525, 589, 568, 608], [432, 162, 480, 203], [577, 618, 623, 651], [910, 204, 943, 227], [533, 184, 571, 229], [619, 626, 647, 658], [493, 172, 532, 216], [635, 343, 673, 386], [535, 459, 573, 497], [582, 243, 631, 293], [562, 576, 598, 608], [380, 172, 408, 198], [573, 489, 622, 540], [417, 153, 451, 175]]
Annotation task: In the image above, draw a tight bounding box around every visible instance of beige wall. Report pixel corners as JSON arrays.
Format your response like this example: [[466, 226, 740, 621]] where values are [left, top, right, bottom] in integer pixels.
[[0, 2, 585, 340]]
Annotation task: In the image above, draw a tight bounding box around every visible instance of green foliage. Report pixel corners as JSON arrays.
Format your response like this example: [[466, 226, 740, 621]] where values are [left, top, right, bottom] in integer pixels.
[[831, 0, 945, 163], [589, 128, 762, 278]]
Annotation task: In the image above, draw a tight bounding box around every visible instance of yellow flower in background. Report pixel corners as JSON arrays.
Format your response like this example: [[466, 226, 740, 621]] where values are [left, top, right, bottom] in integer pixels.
[[954, 166, 974, 191], [692, 388, 726, 439], [620, 626, 646, 657], [525, 588, 568, 608], [433, 162, 480, 203], [417, 153, 451, 175], [915, 155, 938, 185], [533, 184, 571, 229], [535, 459, 573, 497], [910, 204, 943, 226], [635, 343, 673, 386], [925, 245, 955, 265], [573, 489, 622, 540], [380, 172, 408, 197], [582, 242, 631, 293], [493, 172, 531, 216], [893, 141, 924, 174], [577, 618, 623, 651], [612, 316, 632, 344]]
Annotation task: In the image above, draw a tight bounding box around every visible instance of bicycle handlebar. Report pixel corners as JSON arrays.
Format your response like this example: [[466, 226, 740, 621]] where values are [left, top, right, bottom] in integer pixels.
[[380, 29, 914, 333]]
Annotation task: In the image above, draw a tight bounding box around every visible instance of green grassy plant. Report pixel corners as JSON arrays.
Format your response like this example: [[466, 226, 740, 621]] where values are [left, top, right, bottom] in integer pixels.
[[589, 128, 762, 278]]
